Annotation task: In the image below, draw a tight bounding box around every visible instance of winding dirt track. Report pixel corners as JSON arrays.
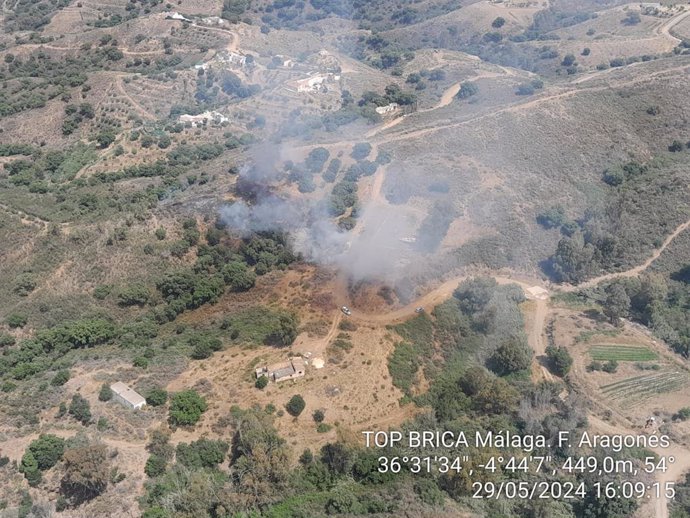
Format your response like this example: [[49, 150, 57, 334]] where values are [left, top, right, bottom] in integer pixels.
[[588, 415, 690, 518], [659, 8, 690, 41], [571, 218, 690, 291]]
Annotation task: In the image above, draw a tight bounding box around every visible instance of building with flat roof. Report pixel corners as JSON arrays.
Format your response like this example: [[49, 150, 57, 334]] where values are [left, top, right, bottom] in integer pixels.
[[111, 382, 146, 410]]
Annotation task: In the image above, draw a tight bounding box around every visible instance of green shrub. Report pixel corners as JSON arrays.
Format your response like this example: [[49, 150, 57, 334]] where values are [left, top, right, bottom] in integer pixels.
[[351, 142, 372, 161], [673, 408, 690, 421], [546, 345, 573, 376], [0, 333, 16, 347], [176, 439, 228, 469], [602, 360, 618, 373], [14, 273, 37, 296], [51, 370, 70, 386], [226, 306, 299, 346], [146, 388, 168, 406], [98, 383, 113, 402], [19, 452, 42, 486], [144, 454, 167, 478], [133, 356, 149, 369], [117, 283, 150, 307], [255, 375, 268, 389], [222, 261, 256, 292], [68, 394, 91, 425], [6, 313, 29, 329], [93, 285, 113, 300], [669, 140, 684, 152]]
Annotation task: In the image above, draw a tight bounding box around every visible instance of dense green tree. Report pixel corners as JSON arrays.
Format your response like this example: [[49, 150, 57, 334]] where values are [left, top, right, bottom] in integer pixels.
[[146, 387, 168, 406], [488, 339, 532, 376], [144, 454, 167, 478], [537, 206, 567, 228], [305, 147, 330, 173], [169, 390, 207, 426], [117, 283, 150, 307], [265, 313, 299, 346], [551, 231, 597, 284], [492, 16, 506, 28], [546, 345, 573, 376], [669, 140, 684, 152], [604, 283, 631, 326], [222, 261, 256, 292], [95, 130, 116, 149], [456, 82, 478, 99], [176, 439, 229, 469], [20, 451, 42, 486], [68, 394, 91, 425], [286, 395, 306, 417], [454, 277, 497, 314], [473, 377, 520, 415], [561, 54, 576, 66], [189, 334, 223, 360], [622, 11, 641, 25], [28, 434, 65, 470]]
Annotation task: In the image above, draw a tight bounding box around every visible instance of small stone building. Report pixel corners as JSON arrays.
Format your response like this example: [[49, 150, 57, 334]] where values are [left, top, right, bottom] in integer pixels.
[[110, 382, 146, 410], [255, 357, 306, 383]]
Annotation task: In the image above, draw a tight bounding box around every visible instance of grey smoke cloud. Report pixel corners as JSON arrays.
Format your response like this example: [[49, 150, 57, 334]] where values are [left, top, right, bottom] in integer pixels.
[[220, 195, 304, 234], [220, 175, 420, 284]]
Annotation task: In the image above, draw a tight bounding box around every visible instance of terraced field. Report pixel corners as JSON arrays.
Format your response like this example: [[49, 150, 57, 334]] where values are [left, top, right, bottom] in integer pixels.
[[601, 371, 690, 405], [589, 344, 658, 362]]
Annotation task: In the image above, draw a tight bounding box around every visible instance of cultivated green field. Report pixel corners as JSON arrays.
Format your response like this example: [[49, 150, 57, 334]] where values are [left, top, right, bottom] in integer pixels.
[[589, 344, 658, 362], [601, 371, 690, 404]]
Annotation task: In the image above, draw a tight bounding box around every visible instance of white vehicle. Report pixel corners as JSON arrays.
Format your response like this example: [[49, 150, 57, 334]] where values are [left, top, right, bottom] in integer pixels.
[[341, 306, 352, 316], [415, 307, 425, 313]]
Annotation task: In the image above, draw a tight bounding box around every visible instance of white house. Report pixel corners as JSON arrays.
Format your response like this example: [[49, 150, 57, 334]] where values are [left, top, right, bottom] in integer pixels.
[[294, 73, 340, 93], [375, 102, 399, 115], [111, 382, 146, 410], [166, 12, 191, 22], [179, 110, 228, 127]]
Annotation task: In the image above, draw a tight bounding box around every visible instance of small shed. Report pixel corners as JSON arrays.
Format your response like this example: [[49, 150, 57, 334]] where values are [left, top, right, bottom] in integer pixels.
[[111, 382, 146, 410]]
